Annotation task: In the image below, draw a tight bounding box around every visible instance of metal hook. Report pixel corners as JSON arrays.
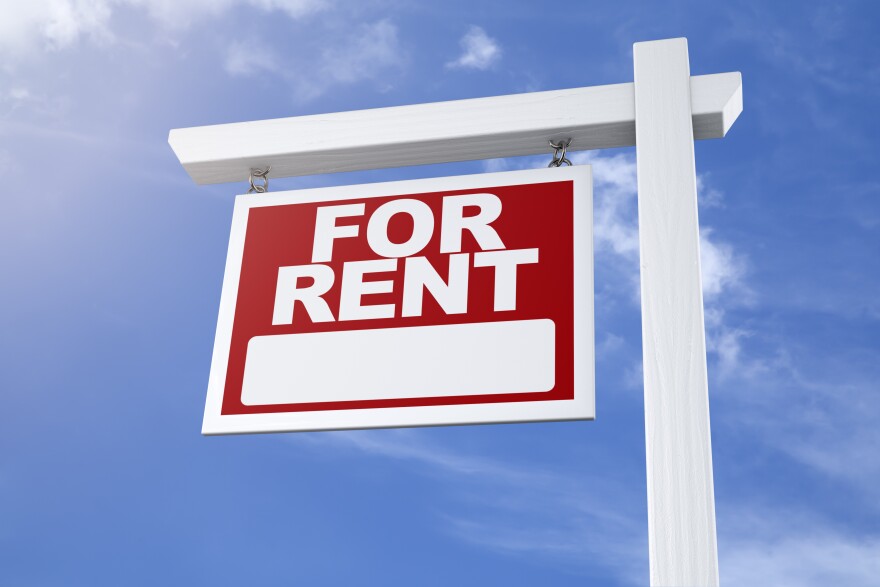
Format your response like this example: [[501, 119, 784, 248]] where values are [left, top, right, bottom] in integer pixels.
[[248, 166, 271, 193], [548, 139, 572, 167]]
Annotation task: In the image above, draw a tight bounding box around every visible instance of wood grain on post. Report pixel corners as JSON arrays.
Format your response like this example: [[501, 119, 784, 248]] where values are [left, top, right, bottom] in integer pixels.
[[634, 37, 720, 586]]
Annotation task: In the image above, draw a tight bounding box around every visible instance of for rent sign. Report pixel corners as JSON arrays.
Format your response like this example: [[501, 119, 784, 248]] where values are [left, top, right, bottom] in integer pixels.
[[203, 166, 594, 434]]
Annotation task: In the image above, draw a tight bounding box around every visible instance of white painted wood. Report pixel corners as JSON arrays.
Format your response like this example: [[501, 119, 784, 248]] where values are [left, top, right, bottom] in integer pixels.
[[169, 72, 741, 185], [634, 38, 719, 586]]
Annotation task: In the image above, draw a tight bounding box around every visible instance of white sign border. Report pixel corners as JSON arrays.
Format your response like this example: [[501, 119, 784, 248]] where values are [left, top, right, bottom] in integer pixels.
[[202, 165, 594, 434]]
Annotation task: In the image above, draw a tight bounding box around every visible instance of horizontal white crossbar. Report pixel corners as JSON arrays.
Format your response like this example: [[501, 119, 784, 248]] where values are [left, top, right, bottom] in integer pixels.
[[169, 72, 741, 185]]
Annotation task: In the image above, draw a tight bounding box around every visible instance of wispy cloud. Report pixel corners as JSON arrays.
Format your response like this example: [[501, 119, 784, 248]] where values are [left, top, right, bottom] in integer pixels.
[[293, 429, 646, 583], [0, 0, 326, 67], [225, 19, 404, 101], [697, 173, 725, 208], [700, 227, 748, 302], [725, 533, 880, 587], [291, 419, 880, 587], [446, 26, 501, 71], [725, 10, 875, 96], [311, 18, 403, 95], [224, 38, 281, 77], [145, 0, 326, 29], [714, 341, 880, 496], [0, 1, 406, 104], [720, 507, 880, 587], [0, 0, 113, 60]]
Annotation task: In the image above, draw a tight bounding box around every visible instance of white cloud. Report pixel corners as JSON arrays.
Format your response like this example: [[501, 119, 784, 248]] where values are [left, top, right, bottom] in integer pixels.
[[138, 0, 325, 28], [706, 325, 750, 379], [44, 0, 114, 49], [481, 157, 510, 173], [724, 533, 880, 587], [0, 0, 325, 65], [8, 87, 31, 101], [719, 345, 880, 494], [292, 416, 880, 587], [0, 84, 70, 121], [446, 26, 501, 70], [697, 173, 724, 208], [597, 332, 625, 357], [577, 151, 640, 258], [700, 228, 747, 302], [721, 508, 880, 587], [0, 0, 112, 61], [230, 18, 405, 102], [293, 430, 647, 583], [224, 38, 280, 77], [300, 429, 510, 478], [317, 19, 402, 85]]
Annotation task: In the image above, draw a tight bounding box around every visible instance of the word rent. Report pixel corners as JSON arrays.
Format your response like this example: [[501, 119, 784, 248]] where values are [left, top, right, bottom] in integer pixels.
[[272, 193, 539, 324]]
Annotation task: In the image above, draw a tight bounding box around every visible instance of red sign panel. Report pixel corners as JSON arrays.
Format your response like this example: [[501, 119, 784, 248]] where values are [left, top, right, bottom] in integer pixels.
[[203, 167, 593, 434]]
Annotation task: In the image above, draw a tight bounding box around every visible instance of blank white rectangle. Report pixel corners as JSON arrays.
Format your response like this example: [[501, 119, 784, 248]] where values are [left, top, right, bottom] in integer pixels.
[[241, 319, 555, 406]]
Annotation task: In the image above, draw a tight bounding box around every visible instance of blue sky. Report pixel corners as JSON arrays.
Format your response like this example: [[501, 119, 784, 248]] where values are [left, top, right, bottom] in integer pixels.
[[1, 1, 878, 585]]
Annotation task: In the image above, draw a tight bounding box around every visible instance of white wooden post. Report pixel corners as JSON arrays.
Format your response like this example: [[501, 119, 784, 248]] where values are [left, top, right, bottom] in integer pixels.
[[634, 38, 719, 586]]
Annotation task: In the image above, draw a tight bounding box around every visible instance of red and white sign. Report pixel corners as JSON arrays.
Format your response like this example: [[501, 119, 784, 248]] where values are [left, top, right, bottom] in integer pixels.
[[203, 166, 594, 434]]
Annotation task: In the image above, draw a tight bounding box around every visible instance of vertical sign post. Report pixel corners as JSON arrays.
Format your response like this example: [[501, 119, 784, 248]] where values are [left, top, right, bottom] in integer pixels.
[[634, 38, 719, 585]]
